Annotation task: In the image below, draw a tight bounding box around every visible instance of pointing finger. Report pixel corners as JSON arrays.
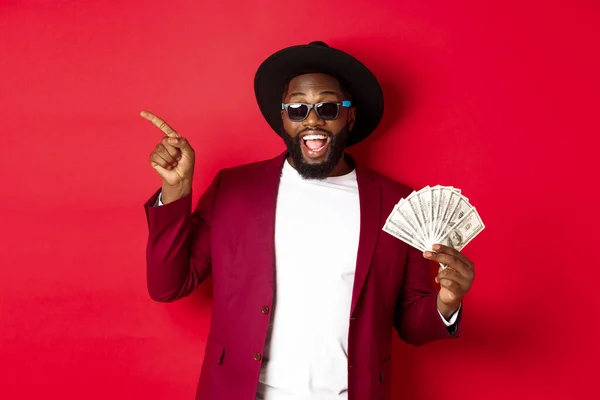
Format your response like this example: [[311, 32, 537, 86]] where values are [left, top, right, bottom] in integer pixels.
[[140, 110, 181, 138]]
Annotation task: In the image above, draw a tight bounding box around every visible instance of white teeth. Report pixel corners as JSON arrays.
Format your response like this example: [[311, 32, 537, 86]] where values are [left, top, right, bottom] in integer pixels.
[[302, 134, 327, 140]]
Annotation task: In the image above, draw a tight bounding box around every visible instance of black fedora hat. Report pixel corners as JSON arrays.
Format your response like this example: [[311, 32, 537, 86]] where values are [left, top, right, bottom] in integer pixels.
[[254, 41, 384, 147]]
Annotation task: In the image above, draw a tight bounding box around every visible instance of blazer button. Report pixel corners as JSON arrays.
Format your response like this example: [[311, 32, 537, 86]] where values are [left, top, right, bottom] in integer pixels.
[[261, 306, 270, 314], [253, 352, 262, 361]]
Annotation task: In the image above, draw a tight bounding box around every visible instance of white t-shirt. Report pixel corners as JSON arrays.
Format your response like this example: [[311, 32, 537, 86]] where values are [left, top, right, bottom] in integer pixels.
[[257, 159, 361, 400]]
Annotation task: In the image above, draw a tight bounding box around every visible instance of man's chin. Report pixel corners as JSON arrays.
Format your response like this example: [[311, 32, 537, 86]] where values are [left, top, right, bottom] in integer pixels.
[[300, 152, 329, 165]]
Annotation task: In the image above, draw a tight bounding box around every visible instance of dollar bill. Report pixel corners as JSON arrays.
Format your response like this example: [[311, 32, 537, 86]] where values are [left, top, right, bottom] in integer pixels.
[[400, 192, 428, 242], [434, 186, 452, 240], [431, 185, 441, 246], [387, 199, 426, 248], [409, 187, 430, 244], [382, 185, 484, 257], [418, 187, 434, 247], [437, 195, 473, 240], [438, 208, 485, 251], [383, 222, 426, 252]]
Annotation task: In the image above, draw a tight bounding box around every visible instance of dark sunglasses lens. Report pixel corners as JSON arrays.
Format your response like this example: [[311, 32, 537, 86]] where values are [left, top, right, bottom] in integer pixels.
[[316, 102, 339, 120], [287, 104, 309, 121]]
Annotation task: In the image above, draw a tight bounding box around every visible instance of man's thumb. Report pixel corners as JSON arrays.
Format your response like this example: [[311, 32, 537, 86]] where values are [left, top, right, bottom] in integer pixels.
[[167, 137, 192, 152]]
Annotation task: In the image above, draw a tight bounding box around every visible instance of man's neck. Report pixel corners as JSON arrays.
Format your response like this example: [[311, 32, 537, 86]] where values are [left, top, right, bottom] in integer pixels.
[[286, 153, 354, 178], [328, 155, 353, 177]]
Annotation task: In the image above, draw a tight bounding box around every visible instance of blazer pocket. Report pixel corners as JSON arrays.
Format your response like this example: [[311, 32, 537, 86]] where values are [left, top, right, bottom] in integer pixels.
[[205, 337, 225, 365]]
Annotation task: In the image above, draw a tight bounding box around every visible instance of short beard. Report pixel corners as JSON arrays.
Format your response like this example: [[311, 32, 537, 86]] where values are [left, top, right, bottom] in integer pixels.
[[282, 124, 350, 180]]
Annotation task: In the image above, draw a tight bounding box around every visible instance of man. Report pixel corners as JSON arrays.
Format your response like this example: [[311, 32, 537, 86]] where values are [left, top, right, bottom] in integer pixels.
[[142, 41, 475, 400]]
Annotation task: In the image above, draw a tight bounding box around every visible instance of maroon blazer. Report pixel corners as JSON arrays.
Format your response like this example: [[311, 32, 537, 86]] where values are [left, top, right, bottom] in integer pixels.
[[144, 152, 459, 400]]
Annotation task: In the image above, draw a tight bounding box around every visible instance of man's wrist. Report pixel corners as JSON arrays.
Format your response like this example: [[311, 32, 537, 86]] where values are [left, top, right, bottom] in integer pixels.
[[161, 182, 192, 204], [436, 295, 461, 320]]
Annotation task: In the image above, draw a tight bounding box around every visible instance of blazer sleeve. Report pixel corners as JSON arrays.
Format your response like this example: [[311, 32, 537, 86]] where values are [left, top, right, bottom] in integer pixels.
[[143, 171, 222, 302], [393, 244, 461, 345]]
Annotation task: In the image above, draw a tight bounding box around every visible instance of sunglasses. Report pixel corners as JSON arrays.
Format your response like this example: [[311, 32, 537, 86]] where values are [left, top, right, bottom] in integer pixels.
[[281, 100, 352, 122]]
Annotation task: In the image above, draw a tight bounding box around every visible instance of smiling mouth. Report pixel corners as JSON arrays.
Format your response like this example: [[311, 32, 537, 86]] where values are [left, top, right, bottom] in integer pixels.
[[301, 133, 330, 156]]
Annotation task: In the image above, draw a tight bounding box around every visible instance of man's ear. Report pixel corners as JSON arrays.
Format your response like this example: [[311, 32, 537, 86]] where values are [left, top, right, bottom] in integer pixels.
[[347, 107, 356, 131]]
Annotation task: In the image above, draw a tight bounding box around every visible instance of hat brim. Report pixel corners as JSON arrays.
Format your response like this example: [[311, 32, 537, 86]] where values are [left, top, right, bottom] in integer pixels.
[[254, 44, 384, 147]]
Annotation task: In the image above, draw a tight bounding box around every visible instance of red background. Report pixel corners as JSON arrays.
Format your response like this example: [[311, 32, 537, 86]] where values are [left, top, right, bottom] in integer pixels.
[[1, 1, 597, 399]]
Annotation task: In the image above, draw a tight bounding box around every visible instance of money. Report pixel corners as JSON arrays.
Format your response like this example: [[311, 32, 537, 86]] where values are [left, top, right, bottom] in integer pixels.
[[383, 185, 485, 267]]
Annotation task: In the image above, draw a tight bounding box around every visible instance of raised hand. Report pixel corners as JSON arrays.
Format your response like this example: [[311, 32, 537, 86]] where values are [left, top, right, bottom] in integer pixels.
[[141, 110, 195, 204]]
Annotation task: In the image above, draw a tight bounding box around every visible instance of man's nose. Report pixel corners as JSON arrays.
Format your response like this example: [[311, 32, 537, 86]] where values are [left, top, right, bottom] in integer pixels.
[[303, 106, 325, 127]]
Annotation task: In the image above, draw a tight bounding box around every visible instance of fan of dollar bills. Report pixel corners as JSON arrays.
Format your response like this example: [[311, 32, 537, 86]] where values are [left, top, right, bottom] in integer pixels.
[[383, 185, 485, 260]]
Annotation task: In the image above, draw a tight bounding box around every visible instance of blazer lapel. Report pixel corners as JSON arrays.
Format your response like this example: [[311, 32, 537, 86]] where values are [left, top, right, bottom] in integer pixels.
[[351, 165, 382, 315], [251, 152, 287, 292]]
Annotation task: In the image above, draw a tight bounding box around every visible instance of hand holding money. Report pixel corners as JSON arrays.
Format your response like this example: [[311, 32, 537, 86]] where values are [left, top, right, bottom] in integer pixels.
[[141, 110, 196, 204], [383, 185, 483, 316], [425, 243, 475, 317]]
